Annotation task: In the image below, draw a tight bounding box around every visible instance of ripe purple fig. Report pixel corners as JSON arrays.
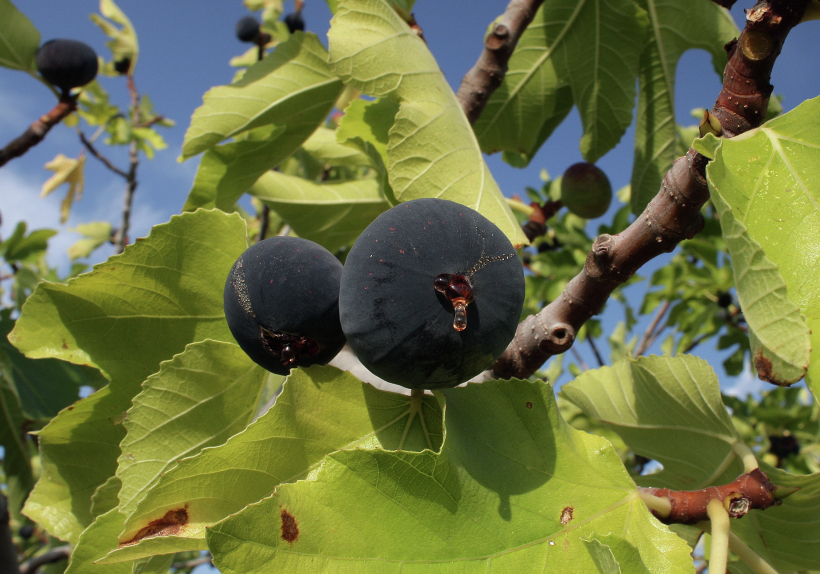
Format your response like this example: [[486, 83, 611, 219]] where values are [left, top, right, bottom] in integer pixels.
[[340, 198, 525, 389], [36, 39, 98, 92], [224, 237, 346, 375]]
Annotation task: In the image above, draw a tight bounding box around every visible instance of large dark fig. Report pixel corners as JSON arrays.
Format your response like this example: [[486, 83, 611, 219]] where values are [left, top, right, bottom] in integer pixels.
[[340, 198, 525, 389], [36, 39, 98, 92], [224, 237, 346, 375], [560, 162, 612, 219], [235, 16, 260, 43]]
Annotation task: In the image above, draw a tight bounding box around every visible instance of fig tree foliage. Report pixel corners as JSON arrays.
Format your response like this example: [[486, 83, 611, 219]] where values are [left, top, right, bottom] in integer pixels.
[[1, 1, 819, 573]]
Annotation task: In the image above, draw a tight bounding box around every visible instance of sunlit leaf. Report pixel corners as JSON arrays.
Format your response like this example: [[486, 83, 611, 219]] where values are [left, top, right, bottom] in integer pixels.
[[328, 0, 528, 246], [42, 153, 85, 223], [208, 379, 693, 573], [0, 0, 39, 72], [562, 355, 745, 489], [90, 0, 139, 73], [100, 366, 442, 562], [707, 96, 819, 392], [68, 221, 113, 261], [181, 32, 342, 158], [251, 170, 389, 253]]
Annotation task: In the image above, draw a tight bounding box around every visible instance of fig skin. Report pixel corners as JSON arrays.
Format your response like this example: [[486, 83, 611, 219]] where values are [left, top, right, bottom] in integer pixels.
[[224, 237, 346, 375], [340, 198, 525, 389], [236, 16, 261, 42], [36, 39, 99, 92], [560, 162, 612, 219], [283, 12, 305, 33]]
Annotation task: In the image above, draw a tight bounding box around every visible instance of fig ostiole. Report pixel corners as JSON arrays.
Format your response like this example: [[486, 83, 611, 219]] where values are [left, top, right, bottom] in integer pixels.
[[340, 198, 525, 389], [224, 237, 346, 375]]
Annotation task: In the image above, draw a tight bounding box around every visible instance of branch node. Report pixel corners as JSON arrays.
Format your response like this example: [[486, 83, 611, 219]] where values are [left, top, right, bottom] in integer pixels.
[[725, 493, 752, 517]]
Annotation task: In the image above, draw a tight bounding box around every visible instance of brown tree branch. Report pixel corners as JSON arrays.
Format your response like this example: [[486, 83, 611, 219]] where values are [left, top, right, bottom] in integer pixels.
[[456, 0, 545, 125], [490, 0, 811, 380], [0, 98, 76, 169], [638, 468, 795, 524]]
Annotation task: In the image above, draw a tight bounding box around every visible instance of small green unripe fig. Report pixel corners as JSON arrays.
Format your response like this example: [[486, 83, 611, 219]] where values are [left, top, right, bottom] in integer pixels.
[[340, 198, 525, 389], [224, 237, 346, 375], [236, 16, 261, 42], [560, 162, 612, 219], [283, 12, 305, 33], [36, 39, 98, 92]]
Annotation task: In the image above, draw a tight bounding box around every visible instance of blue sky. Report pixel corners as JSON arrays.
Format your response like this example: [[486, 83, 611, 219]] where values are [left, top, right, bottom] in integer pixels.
[[1, 4, 818, 392]]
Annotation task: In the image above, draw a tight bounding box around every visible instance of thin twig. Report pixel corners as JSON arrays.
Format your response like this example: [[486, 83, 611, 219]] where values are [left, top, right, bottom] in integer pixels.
[[456, 0, 546, 125], [114, 75, 142, 254], [19, 545, 71, 574], [587, 336, 604, 367], [636, 300, 670, 356], [79, 132, 128, 179], [258, 205, 271, 242], [0, 97, 77, 168], [570, 347, 589, 371]]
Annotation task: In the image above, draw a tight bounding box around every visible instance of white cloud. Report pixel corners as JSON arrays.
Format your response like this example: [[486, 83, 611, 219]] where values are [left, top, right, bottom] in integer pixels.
[[723, 358, 767, 399]]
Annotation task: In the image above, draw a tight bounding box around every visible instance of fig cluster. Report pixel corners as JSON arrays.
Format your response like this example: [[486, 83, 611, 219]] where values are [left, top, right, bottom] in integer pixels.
[[36, 39, 98, 93], [224, 237, 346, 375], [560, 162, 612, 219], [224, 199, 525, 389]]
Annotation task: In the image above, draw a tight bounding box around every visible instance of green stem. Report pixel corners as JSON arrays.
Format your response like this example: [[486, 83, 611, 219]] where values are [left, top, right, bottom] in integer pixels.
[[638, 492, 671, 518], [728, 531, 779, 574], [706, 499, 730, 574], [733, 442, 759, 474]]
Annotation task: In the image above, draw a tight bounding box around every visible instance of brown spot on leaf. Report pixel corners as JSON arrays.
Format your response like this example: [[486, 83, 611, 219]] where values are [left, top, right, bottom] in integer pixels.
[[62, 339, 68, 349], [119, 506, 189, 547], [753, 350, 805, 386], [526, 402, 533, 409], [560, 506, 573, 525], [280, 508, 299, 543]]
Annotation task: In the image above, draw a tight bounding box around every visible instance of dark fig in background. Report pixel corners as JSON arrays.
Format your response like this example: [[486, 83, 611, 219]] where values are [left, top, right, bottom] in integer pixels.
[[224, 237, 346, 375], [283, 12, 305, 33], [560, 162, 612, 219], [340, 198, 525, 389], [36, 39, 98, 92], [235, 16, 261, 42]]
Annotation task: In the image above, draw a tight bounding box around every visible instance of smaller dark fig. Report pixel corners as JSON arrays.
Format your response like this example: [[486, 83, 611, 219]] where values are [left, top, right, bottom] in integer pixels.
[[224, 237, 346, 375], [717, 291, 733, 308], [560, 162, 612, 219], [113, 57, 131, 75], [236, 16, 261, 42], [340, 198, 525, 389], [283, 12, 305, 33], [36, 39, 98, 92]]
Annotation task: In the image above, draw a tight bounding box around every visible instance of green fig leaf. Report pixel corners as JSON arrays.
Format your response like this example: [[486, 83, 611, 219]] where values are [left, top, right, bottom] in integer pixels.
[[0, 0, 39, 72], [251, 170, 390, 253], [100, 366, 442, 562], [328, 0, 528, 246], [707, 96, 820, 392], [562, 355, 745, 489], [181, 32, 343, 158], [207, 379, 693, 573], [630, 0, 737, 212]]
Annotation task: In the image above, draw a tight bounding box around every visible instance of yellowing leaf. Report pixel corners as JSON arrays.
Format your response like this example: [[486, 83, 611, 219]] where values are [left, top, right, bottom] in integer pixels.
[[90, 0, 138, 72], [42, 153, 85, 223]]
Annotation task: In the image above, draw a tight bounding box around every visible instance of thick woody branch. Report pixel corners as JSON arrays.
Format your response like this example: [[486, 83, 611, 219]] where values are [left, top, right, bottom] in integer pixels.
[[490, 0, 810, 380], [456, 0, 545, 125], [638, 469, 793, 525], [0, 98, 76, 169], [19, 545, 71, 574]]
